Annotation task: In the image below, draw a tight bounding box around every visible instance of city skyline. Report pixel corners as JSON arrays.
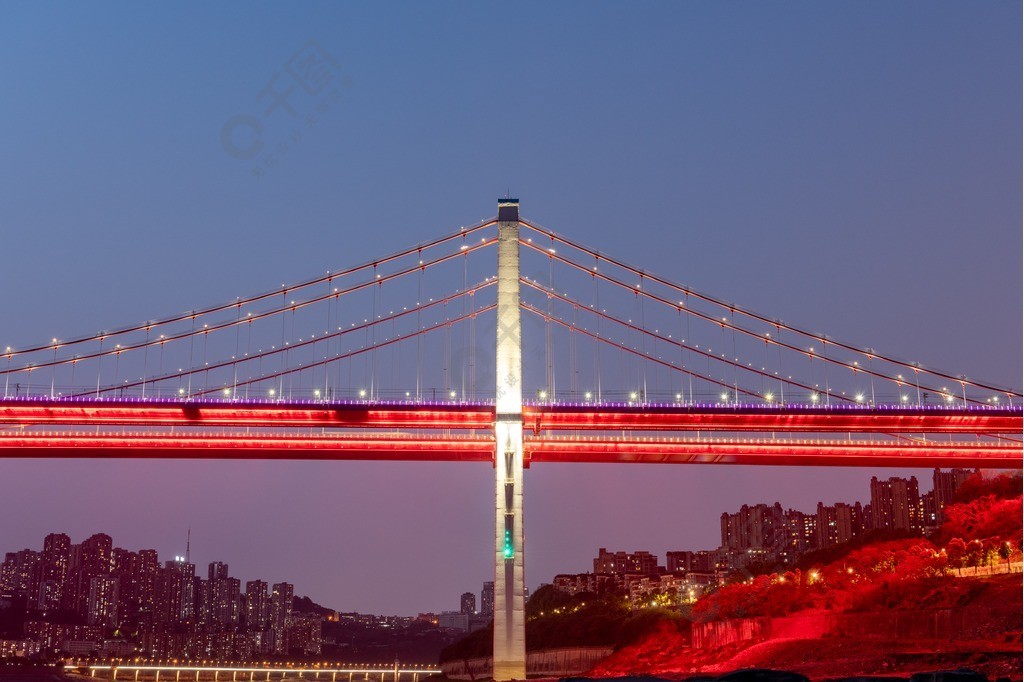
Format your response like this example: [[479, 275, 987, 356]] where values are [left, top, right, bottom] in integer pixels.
[[1, 2, 1020, 619], [5, 468, 981, 620]]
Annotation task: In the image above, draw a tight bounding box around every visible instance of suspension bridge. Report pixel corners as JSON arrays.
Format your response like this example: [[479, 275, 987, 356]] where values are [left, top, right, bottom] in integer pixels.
[[2, 199, 1020, 680]]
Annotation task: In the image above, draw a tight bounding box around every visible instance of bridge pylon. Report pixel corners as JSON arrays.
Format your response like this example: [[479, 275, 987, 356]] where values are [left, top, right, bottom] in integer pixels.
[[493, 198, 526, 681]]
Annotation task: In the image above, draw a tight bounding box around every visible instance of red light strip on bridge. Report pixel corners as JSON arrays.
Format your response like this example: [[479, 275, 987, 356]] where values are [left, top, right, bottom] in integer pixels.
[[0, 432, 1018, 469], [525, 437, 1023, 469], [0, 401, 1019, 434], [525, 406, 1024, 434], [0, 432, 495, 461]]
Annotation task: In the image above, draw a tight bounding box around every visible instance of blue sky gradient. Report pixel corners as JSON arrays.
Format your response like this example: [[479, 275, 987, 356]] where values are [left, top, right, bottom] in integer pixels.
[[0, 2, 1020, 614]]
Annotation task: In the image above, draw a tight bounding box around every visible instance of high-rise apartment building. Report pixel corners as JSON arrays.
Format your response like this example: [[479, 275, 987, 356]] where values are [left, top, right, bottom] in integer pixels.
[[271, 582, 294, 654], [593, 548, 661, 575], [87, 574, 120, 626], [38, 533, 71, 612], [460, 591, 476, 615], [816, 502, 863, 548], [209, 561, 230, 581], [870, 476, 922, 533], [245, 580, 269, 631], [154, 559, 195, 623], [481, 581, 494, 616], [720, 503, 787, 565]]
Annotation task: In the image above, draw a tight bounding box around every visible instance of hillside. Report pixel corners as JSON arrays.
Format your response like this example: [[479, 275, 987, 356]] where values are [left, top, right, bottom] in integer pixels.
[[592, 472, 1023, 679]]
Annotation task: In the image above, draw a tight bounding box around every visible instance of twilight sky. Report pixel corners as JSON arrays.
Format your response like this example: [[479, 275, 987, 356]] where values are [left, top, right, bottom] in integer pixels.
[[0, 2, 1020, 615]]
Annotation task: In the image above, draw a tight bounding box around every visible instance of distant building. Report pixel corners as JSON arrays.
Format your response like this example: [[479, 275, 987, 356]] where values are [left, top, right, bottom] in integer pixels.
[[0, 549, 41, 601], [720, 503, 788, 566], [933, 468, 978, 519], [666, 551, 695, 573], [594, 548, 661, 575], [154, 559, 195, 623], [460, 591, 476, 615], [86, 574, 119, 626], [921, 491, 939, 530], [286, 613, 322, 656], [481, 581, 494, 616], [437, 611, 470, 632], [270, 582, 293, 654], [816, 502, 863, 548], [870, 476, 922, 533], [780, 509, 817, 563], [552, 572, 614, 596], [244, 580, 269, 631], [208, 561, 230, 581], [38, 533, 71, 612]]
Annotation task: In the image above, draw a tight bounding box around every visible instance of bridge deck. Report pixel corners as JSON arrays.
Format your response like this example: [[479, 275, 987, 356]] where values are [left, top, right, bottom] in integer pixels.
[[0, 399, 1019, 433], [2, 431, 1019, 469]]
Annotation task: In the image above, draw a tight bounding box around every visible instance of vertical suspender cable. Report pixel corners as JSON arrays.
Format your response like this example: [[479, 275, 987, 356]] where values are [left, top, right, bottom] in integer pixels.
[[547, 239, 555, 398], [776, 327, 785, 404], [97, 335, 107, 398], [324, 279, 333, 400], [278, 292, 286, 399], [470, 290, 476, 402], [593, 263, 601, 403], [416, 258, 423, 402], [141, 329, 149, 399], [232, 306, 241, 400], [244, 321, 251, 400], [730, 309, 738, 405], [822, 338, 831, 406], [371, 265, 378, 401], [463, 237, 468, 400], [639, 276, 647, 402], [50, 342, 58, 398], [202, 328, 210, 396]]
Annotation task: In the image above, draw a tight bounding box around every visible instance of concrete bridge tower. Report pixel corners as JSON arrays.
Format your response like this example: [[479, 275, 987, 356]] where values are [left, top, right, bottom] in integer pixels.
[[493, 198, 526, 681]]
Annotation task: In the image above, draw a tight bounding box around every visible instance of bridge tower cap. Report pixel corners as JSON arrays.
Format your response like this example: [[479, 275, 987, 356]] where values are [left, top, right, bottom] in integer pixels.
[[497, 198, 519, 222]]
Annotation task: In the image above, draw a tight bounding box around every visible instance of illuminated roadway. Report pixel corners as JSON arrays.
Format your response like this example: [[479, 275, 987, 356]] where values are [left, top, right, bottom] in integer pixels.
[[1, 398, 1020, 469], [1, 398, 1019, 433]]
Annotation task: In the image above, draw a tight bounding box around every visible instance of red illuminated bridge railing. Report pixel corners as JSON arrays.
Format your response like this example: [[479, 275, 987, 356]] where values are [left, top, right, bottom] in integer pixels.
[[1, 431, 1020, 469], [0, 399, 1020, 434]]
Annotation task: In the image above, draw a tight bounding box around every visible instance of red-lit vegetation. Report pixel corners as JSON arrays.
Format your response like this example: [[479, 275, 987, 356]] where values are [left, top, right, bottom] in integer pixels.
[[692, 473, 1022, 622], [593, 474, 1022, 679]]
